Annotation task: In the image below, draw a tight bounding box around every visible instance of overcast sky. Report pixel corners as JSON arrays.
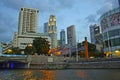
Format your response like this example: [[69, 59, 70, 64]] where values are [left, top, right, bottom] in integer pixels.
[[0, 0, 119, 52]]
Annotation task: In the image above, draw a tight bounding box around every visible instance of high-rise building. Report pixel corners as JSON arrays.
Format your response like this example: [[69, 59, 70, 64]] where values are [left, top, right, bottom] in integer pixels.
[[48, 15, 57, 48], [1, 7, 51, 54], [44, 22, 49, 35], [67, 25, 76, 47], [60, 29, 66, 46], [90, 24, 103, 51], [18, 7, 39, 35], [90, 24, 101, 44], [100, 7, 120, 57]]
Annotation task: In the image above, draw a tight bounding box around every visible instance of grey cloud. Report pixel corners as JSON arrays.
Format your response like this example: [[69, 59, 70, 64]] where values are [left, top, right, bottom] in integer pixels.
[[85, 0, 118, 24], [0, 8, 17, 31], [58, 0, 77, 9], [39, 0, 77, 13], [105, 0, 118, 8], [85, 14, 96, 23], [0, 14, 12, 33], [0, 10, 17, 43], [0, 32, 13, 43], [0, 0, 78, 14], [0, 0, 27, 10], [97, 0, 118, 15], [97, 3, 112, 15], [25, 0, 50, 13]]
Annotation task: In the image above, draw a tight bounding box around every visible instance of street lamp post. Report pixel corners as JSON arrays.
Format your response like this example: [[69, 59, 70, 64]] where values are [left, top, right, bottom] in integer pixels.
[[106, 28, 112, 57], [76, 42, 78, 62], [28, 44, 33, 55], [76, 31, 80, 62]]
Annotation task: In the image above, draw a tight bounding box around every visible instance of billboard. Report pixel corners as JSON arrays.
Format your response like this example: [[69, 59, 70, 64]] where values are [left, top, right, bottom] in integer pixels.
[[101, 12, 120, 32], [109, 12, 120, 26], [94, 26, 100, 35]]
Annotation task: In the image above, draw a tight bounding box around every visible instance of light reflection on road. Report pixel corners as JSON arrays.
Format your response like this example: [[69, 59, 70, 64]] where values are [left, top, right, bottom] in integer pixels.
[[23, 70, 37, 80], [0, 69, 120, 80], [77, 70, 88, 78], [40, 70, 56, 80]]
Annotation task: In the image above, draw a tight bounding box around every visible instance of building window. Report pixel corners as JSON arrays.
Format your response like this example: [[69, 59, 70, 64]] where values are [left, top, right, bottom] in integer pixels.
[[104, 37, 120, 48], [103, 29, 120, 39]]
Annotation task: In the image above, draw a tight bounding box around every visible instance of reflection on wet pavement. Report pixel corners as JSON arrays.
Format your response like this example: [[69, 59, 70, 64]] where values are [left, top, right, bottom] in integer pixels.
[[77, 70, 88, 78], [0, 69, 120, 80], [40, 70, 56, 80]]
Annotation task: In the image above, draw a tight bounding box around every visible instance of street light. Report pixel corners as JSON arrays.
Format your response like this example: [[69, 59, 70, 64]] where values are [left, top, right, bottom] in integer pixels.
[[28, 44, 32, 47], [76, 42, 78, 62], [7, 49, 13, 54], [76, 35, 79, 62], [28, 44, 33, 55]]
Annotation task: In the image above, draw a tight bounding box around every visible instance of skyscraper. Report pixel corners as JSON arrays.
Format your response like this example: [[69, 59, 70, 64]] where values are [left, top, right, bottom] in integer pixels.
[[18, 7, 39, 35], [67, 25, 76, 47], [44, 22, 49, 35], [90, 24, 101, 44], [60, 29, 66, 46], [90, 24, 103, 51], [48, 15, 57, 48]]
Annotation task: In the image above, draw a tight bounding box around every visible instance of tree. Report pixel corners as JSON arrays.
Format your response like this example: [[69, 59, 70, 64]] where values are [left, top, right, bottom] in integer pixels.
[[82, 41, 96, 52], [33, 37, 50, 55], [12, 47, 20, 54], [24, 44, 36, 55]]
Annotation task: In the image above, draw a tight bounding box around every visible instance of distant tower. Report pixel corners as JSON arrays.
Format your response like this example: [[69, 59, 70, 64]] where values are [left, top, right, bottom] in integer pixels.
[[67, 25, 76, 47], [44, 22, 49, 35], [60, 29, 66, 46], [48, 15, 57, 48], [18, 7, 39, 35]]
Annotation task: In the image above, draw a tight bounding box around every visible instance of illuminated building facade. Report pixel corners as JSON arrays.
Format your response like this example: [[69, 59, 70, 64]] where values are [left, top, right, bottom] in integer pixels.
[[48, 15, 57, 48], [100, 7, 120, 57]]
